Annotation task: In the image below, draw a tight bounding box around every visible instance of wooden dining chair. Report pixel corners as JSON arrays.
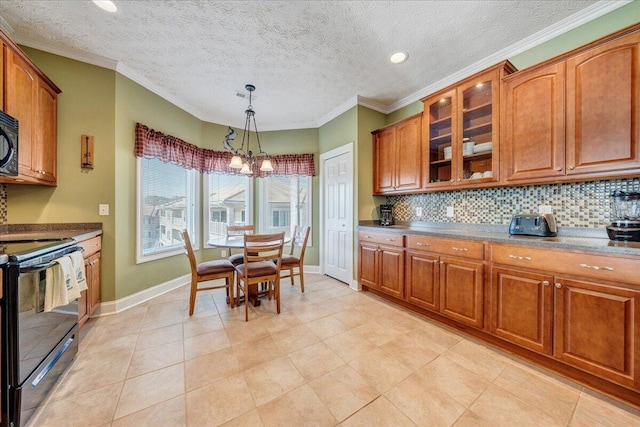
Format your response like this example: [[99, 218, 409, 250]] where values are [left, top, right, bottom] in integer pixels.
[[227, 224, 255, 266], [279, 225, 311, 292], [235, 232, 285, 321], [182, 230, 236, 316]]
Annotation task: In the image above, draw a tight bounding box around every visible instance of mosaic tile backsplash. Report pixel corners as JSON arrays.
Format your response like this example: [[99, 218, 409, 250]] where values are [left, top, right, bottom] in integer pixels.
[[387, 178, 640, 228]]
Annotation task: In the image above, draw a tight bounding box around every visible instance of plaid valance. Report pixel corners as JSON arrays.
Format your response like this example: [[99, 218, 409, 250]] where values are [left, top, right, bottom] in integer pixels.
[[135, 123, 315, 177]]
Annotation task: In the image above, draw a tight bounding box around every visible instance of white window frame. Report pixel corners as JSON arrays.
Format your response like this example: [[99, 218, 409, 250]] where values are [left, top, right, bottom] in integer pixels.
[[136, 157, 199, 263], [203, 173, 253, 248], [259, 175, 312, 244]]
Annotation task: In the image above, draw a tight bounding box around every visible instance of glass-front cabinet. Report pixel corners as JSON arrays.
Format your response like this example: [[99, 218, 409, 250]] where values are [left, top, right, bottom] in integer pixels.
[[423, 61, 515, 189]]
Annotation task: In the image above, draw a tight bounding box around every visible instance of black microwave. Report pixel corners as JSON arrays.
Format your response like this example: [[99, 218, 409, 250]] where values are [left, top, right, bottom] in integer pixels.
[[0, 110, 18, 176]]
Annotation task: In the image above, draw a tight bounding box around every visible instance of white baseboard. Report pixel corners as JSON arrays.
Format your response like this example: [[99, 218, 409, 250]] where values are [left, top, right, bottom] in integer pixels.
[[350, 280, 361, 291], [91, 265, 324, 317]]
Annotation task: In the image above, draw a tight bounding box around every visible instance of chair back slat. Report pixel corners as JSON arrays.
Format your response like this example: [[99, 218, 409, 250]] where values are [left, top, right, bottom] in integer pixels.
[[182, 230, 198, 274], [289, 225, 311, 257], [227, 225, 254, 238], [244, 232, 285, 264]]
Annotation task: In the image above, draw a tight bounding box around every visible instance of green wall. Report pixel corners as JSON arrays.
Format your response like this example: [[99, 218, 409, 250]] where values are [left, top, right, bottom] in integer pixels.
[[7, 48, 118, 301]]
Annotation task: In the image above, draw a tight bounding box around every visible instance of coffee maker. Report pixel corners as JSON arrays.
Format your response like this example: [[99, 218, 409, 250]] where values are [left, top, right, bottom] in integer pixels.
[[380, 205, 394, 226], [607, 190, 640, 241]]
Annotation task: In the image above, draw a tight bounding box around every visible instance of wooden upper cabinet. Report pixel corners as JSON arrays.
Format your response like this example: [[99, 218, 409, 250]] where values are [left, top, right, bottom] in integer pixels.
[[502, 62, 566, 182], [423, 61, 515, 189], [372, 113, 422, 195], [503, 29, 640, 184], [0, 29, 60, 186], [565, 32, 640, 177]]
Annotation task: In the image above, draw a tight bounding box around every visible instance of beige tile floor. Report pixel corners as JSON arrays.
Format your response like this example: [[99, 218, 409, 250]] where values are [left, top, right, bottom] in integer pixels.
[[28, 273, 640, 426]]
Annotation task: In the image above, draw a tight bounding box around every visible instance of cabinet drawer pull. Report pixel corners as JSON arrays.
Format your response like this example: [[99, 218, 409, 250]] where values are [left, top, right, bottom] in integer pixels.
[[452, 247, 468, 252], [508, 254, 532, 261], [579, 263, 613, 271], [416, 242, 428, 246], [385, 238, 396, 242], [365, 235, 372, 239], [555, 283, 562, 289], [542, 280, 549, 286]]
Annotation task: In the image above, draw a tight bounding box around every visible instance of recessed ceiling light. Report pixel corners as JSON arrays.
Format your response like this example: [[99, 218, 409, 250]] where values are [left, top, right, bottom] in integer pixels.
[[92, 0, 118, 13], [389, 51, 408, 64]]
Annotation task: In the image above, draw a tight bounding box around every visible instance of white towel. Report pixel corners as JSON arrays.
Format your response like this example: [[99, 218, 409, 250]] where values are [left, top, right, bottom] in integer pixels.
[[69, 251, 87, 292], [44, 256, 80, 312]]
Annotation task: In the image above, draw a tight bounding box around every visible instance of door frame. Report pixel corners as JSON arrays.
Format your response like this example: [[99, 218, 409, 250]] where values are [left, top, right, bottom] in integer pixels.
[[320, 142, 356, 289]]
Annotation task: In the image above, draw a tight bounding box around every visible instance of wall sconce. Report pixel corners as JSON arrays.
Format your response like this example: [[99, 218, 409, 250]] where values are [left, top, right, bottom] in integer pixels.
[[81, 135, 94, 169]]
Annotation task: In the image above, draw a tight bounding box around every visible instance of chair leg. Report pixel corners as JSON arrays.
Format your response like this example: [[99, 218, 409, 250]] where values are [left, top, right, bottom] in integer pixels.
[[189, 277, 198, 316], [299, 265, 305, 293], [244, 282, 249, 322], [275, 278, 281, 314], [290, 267, 295, 286], [228, 274, 235, 308], [235, 275, 240, 308]]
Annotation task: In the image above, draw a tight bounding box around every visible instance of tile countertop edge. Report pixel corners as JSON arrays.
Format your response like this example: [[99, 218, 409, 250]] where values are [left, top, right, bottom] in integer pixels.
[[358, 221, 640, 257]]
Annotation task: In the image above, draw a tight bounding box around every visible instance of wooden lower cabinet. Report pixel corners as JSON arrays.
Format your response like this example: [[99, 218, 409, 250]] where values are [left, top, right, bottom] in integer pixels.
[[490, 266, 553, 355], [439, 257, 484, 328], [358, 242, 404, 299], [405, 250, 439, 311], [554, 277, 640, 389], [77, 236, 102, 326]]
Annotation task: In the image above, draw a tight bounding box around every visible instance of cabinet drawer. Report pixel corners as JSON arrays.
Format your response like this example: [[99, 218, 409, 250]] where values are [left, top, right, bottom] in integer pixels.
[[490, 243, 640, 286], [407, 235, 483, 260], [358, 231, 404, 247], [77, 236, 102, 258]]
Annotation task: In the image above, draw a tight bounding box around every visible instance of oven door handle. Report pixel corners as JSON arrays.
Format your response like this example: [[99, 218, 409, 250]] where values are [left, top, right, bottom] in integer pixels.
[[20, 261, 58, 273]]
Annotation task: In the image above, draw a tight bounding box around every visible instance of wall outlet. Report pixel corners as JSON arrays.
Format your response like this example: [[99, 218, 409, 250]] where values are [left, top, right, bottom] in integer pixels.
[[415, 207, 423, 217], [98, 204, 109, 216], [221, 249, 227, 257], [446, 206, 454, 217], [538, 205, 553, 214]]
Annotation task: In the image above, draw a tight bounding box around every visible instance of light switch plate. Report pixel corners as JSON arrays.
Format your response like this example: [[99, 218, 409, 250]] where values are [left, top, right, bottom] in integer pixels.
[[99, 204, 109, 216]]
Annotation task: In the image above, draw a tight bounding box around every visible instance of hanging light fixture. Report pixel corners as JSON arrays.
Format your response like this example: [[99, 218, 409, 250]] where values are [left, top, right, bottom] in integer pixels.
[[223, 84, 273, 174]]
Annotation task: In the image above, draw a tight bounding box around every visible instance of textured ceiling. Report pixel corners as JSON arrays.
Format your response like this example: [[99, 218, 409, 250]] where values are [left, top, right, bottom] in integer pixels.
[[0, 0, 616, 130]]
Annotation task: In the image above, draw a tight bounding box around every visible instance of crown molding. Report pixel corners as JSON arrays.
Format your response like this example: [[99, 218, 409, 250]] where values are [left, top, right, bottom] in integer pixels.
[[0, 16, 14, 34], [384, 0, 632, 114]]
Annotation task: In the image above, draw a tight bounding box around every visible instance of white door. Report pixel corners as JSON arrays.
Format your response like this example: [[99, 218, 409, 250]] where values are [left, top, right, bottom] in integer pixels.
[[321, 144, 353, 285]]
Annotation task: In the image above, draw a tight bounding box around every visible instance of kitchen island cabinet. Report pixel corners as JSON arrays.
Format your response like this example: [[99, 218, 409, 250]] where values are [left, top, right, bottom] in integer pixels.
[[372, 113, 422, 195], [0, 28, 60, 186]]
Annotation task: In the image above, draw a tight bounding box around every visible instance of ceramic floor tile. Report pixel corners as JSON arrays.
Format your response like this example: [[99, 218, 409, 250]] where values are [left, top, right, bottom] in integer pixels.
[[306, 315, 350, 339], [84, 333, 138, 355], [261, 311, 303, 334], [135, 323, 183, 350], [415, 356, 489, 407], [349, 348, 412, 394], [114, 364, 185, 419], [493, 363, 580, 423], [323, 330, 377, 362], [111, 395, 186, 427], [271, 323, 319, 353], [232, 335, 285, 370], [220, 409, 264, 427], [330, 309, 375, 329], [243, 356, 306, 406], [185, 374, 255, 426], [32, 382, 122, 427], [287, 341, 345, 381], [385, 372, 467, 426], [184, 347, 242, 392], [126, 339, 184, 379], [257, 384, 336, 427], [183, 329, 231, 360], [351, 319, 405, 346], [380, 332, 441, 371], [570, 389, 640, 426], [442, 339, 510, 381], [410, 321, 462, 354], [341, 396, 417, 427], [182, 313, 225, 338], [469, 384, 565, 427], [309, 364, 379, 422]]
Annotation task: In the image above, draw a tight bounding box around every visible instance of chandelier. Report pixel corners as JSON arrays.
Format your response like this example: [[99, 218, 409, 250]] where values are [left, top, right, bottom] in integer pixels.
[[223, 84, 273, 174]]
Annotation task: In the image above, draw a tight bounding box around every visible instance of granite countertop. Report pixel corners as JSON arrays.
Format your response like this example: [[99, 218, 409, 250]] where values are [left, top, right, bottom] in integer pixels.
[[358, 221, 640, 257], [0, 223, 103, 243]]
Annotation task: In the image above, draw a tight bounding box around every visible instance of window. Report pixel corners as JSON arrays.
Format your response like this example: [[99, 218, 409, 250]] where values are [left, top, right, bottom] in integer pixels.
[[137, 157, 198, 263], [204, 173, 253, 242], [260, 176, 311, 242]]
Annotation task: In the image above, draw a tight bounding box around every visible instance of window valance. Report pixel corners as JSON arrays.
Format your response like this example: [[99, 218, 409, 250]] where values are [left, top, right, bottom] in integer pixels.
[[135, 123, 315, 177]]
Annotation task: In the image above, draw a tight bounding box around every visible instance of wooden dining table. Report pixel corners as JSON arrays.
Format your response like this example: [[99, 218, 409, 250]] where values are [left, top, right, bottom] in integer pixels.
[[207, 235, 291, 306]]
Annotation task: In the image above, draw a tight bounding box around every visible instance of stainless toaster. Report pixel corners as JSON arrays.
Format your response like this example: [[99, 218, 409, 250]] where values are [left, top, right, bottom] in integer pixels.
[[509, 213, 558, 237]]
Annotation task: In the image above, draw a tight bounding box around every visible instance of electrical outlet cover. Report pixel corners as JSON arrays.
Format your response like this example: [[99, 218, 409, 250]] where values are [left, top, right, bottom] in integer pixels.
[[446, 206, 454, 217], [538, 205, 553, 214], [416, 207, 423, 217]]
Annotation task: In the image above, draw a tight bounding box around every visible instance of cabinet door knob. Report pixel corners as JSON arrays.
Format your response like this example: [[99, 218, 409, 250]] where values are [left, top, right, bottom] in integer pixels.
[[542, 280, 549, 286], [555, 167, 563, 171], [555, 283, 562, 289], [568, 166, 575, 170]]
